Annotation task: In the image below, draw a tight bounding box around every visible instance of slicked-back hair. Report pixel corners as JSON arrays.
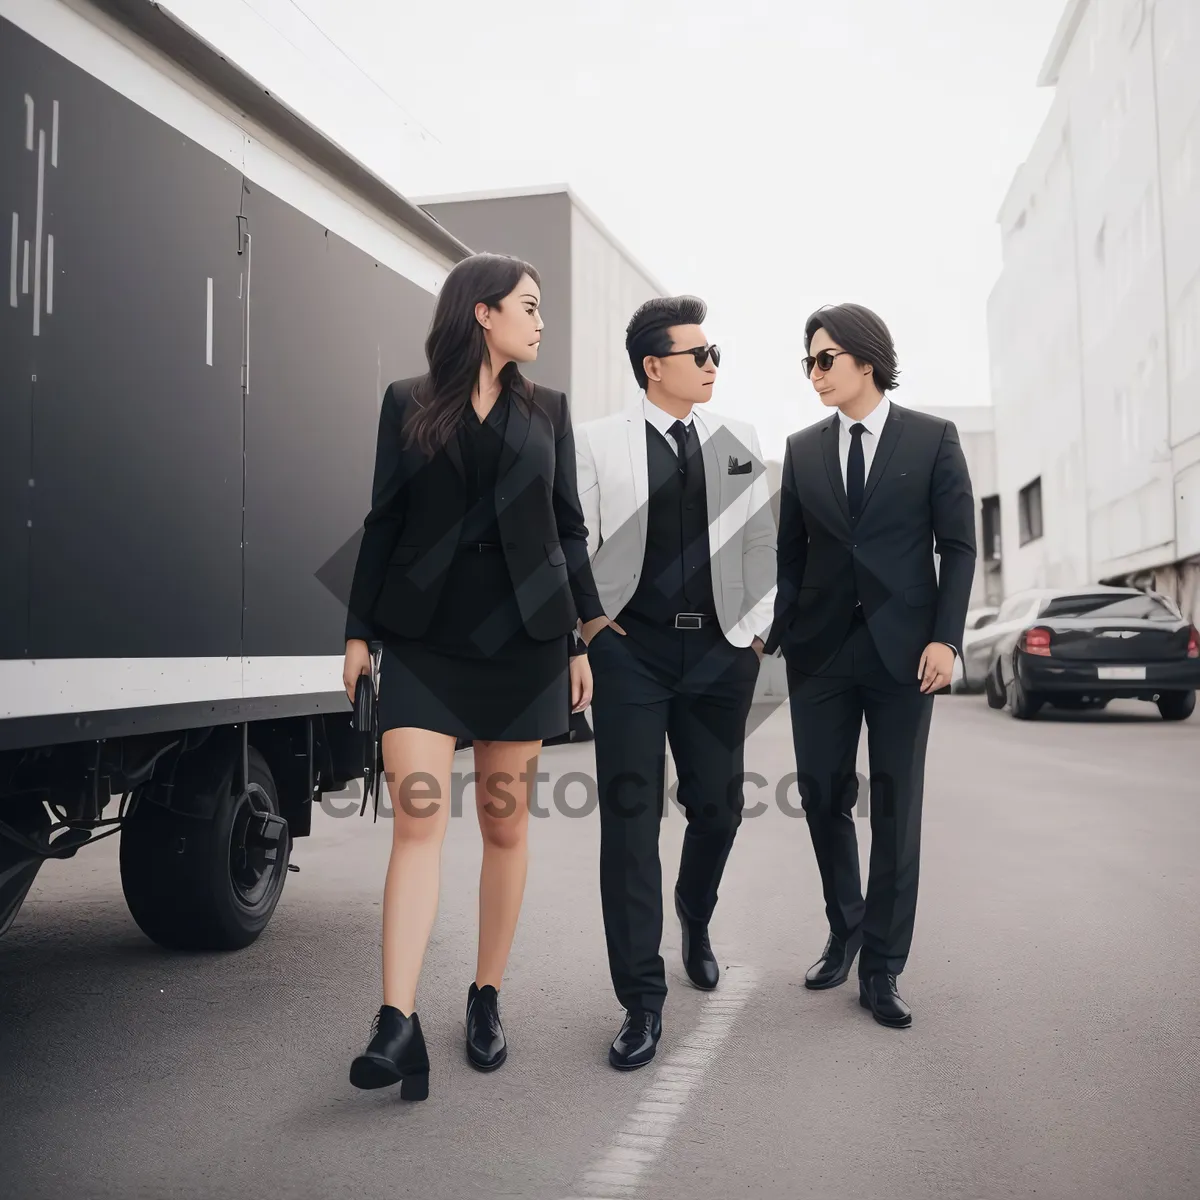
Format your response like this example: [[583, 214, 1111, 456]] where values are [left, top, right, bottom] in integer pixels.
[[804, 303, 900, 393], [625, 295, 708, 390]]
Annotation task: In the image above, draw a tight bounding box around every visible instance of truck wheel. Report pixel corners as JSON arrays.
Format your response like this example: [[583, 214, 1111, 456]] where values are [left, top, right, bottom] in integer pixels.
[[0, 798, 50, 939], [1157, 690, 1195, 722], [120, 746, 291, 951]]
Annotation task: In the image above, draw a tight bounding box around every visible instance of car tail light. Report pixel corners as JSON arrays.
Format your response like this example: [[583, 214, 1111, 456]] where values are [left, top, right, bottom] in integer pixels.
[[1189, 626, 1198, 659], [1021, 626, 1053, 657]]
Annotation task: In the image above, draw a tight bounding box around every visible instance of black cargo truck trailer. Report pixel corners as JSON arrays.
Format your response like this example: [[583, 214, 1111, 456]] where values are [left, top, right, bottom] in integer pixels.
[[0, 0, 471, 946]]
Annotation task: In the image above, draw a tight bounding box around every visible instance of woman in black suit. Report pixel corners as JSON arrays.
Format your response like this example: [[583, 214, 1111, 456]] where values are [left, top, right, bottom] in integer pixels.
[[341, 254, 603, 1101]]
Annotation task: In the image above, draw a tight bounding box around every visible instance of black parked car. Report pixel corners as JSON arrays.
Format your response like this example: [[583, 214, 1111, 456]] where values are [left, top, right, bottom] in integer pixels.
[[981, 586, 1199, 720]]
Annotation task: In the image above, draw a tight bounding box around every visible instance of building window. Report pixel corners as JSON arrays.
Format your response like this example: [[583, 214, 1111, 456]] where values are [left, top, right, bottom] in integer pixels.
[[981, 495, 1002, 563], [1018, 478, 1044, 546]]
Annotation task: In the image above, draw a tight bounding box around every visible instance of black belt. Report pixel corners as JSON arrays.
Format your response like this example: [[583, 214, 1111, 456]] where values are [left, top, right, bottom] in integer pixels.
[[620, 610, 718, 630], [458, 541, 503, 552], [672, 612, 717, 629]]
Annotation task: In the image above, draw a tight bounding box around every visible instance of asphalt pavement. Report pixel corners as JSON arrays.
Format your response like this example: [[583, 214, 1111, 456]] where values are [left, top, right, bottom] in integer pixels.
[[2, 692, 1198, 1200]]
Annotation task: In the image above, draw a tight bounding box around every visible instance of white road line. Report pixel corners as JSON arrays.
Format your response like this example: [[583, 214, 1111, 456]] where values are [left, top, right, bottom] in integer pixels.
[[205, 277, 213, 365], [51, 100, 59, 167], [563, 965, 760, 1200]]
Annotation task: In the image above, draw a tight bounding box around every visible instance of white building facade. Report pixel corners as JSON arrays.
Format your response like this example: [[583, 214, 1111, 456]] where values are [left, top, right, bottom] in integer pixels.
[[987, 0, 1200, 623], [916, 405, 1000, 609]]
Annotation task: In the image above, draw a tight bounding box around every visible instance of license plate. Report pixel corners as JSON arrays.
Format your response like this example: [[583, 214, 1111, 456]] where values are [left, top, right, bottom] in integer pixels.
[[1097, 666, 1146, 680]]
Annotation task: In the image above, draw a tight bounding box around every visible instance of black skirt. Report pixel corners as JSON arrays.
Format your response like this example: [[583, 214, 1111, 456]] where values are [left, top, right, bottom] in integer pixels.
[[377, 545, 570, 742]]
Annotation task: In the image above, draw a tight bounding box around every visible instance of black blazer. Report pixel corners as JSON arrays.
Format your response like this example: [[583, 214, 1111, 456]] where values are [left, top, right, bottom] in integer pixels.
[[764, 402, 977, 683], [345, 376, 604, 649]]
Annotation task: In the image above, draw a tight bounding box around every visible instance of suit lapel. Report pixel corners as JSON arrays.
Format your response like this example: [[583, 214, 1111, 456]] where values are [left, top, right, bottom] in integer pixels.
[[821, 414, 850, 524], [692, 408, 722, 522], [496, 388, 531, 482], [444, 425, 465, 480], [859, 403, 904, 514], [624, 405, 649, 541]]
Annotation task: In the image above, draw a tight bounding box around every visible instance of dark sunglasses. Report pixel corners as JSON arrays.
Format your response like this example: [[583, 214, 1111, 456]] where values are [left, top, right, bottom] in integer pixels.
[[661, 343, 721, 369], [802, 349, 852, 377]]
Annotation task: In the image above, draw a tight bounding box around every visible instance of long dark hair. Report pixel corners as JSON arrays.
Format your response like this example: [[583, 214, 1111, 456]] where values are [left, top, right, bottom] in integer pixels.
[[804, 303, 900, 391], [404, 253, 541, 457]]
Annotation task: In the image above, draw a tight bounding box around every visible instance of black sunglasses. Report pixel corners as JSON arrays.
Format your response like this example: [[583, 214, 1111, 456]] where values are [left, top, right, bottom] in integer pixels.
[[661, 343, 721, 369], [802, 349, 852, 377]]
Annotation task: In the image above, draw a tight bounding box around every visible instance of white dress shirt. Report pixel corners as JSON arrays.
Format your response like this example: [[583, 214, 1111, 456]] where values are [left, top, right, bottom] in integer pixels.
[[643, 396, 693, 453], [837, 394, 890, 487]]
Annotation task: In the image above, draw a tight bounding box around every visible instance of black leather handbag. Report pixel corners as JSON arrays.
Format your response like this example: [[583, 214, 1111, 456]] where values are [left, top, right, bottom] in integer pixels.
[[352, 649, 384, 821]]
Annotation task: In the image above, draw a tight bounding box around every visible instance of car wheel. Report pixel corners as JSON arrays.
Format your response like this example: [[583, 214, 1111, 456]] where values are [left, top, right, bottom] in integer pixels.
[[984, 662, 1006, 709], [1157, 690, 1196, 722], [1008, 674, 1043, 720]]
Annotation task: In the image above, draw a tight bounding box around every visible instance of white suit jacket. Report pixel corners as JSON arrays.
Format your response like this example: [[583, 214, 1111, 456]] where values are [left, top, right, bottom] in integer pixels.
[[574, 401, 777, 649]]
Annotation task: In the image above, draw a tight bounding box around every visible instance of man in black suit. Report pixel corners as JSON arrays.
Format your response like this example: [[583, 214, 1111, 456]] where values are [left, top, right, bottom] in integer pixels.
[[764, 304, 976, 1028]]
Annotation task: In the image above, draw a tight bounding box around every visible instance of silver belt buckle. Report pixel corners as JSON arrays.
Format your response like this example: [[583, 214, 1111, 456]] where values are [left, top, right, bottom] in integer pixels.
[[674, 613, 703, 629]]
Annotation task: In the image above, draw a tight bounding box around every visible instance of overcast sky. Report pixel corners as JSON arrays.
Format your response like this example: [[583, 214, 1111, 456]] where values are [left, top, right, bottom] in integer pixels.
[[170, 0, 1066, 460]]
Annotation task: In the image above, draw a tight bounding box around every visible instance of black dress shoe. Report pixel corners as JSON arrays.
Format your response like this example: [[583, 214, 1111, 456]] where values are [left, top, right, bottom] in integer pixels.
[[465, 982, 507, 1071], [675, 891, 719, 990], [858, 972, 912, 1028], [609, 1009, 662, 1071], [350, 1005, 430, 1099], [804, 928, 863, 989]]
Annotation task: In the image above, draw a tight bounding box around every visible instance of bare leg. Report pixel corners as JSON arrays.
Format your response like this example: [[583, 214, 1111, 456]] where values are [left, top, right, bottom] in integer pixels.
[[472, 739, 539, 989], [380, 726, 457, 1015]]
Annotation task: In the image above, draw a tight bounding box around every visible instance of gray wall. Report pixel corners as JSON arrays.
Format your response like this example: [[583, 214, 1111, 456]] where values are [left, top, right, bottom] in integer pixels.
[[422, 192, 574, 397]]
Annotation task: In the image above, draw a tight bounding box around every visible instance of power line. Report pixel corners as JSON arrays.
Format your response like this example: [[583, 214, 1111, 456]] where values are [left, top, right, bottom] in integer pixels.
[[279, 0, 441, 144]]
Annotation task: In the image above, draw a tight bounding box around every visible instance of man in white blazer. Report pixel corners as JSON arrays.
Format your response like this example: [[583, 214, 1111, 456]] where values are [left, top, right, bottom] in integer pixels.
[[574, 295, 776, 1070]]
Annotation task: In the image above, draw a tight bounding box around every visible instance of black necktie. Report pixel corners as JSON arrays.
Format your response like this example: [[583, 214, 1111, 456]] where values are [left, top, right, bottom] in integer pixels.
[[667, 420, 689, 476], [847, 422, 866, 520]]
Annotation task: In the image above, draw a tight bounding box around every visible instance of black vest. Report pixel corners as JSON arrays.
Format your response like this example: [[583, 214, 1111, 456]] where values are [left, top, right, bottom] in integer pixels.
[[622, 423, 717, 622]]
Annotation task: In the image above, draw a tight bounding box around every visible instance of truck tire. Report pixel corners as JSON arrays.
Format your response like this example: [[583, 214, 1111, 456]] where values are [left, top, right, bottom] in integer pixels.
[[0, 798, 51, 939], [119, 747, 291, 951]]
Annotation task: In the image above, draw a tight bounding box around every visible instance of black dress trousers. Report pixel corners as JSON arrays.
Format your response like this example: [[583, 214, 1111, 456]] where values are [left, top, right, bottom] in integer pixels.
[[588, 613, 760, 1016], [785, 609, 934, 977]]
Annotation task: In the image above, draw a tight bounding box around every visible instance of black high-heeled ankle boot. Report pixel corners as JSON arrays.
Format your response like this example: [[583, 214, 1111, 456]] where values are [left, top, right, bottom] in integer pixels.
[[465, 982, 507, 1071], [350, 1005, 430, 1099]]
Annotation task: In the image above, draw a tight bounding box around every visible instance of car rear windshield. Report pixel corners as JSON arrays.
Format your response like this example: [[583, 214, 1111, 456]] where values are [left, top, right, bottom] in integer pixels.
[[1038, 593, 1177, 621]]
